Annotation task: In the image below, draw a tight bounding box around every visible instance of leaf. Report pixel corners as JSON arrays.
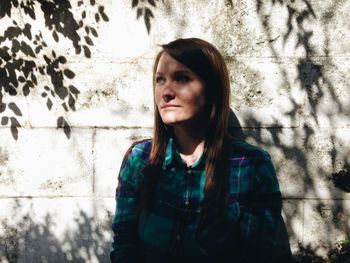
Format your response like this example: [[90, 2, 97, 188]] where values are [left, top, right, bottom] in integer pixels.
[[84, 36, 94, 46], [58, 56, 67, 64], [35, 46, 41, 54], [132, 0, 138, 8], [68, 85, 80, 95], [144, 8, 154, 34], [44, 85, 50, 91], [0, 103, 6, 113], [63, 69, 75, 79], [101, 12, 109, 22], [39, 67, 45, 75], [10, 117, 20, 140], [20, 41, 36, 57], [68, 94, 75, 111], [23, 85, 30, 96], [0, 47, 10, 60], [24, 6, 35, 20], [41, 92, 47, 98], [82, 11, 86, 19], [98, 5, 104, 13], [31, 73, 37, 85], [148, 0, 156, 7], [52, 50, 56, 58], [90, 27, 98, 37], [8, 85, 17, 96], [63, 121, 71, 139], [62, 102, 68, 112], [8, 102, 22, 116], [12, 39, 20, 53], [1, 116, 9, 125], [43, 55, 51, 64], [136, 8, 143, 19], [46, 98, 53, 110], [98, 6, 109, 22], [57, 116, 64, 127], [56, 86, 68, 100], [27, 80, 34, 88], [90, 0, 96, 5], [4, 26, 21, 39], [23, 23, 32, 40], [74, 45, 81, 55], [95, 13, 100, 22], [52, 31, 59, 42], [10, 117, 21, 127], [85, 26, 90, 34], [83, 45, 91, 58], [18, 76, 26, 83]]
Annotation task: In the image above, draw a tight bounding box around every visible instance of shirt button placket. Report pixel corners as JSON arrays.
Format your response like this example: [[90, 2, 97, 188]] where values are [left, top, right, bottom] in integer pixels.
[[185, 169, 192, 207]]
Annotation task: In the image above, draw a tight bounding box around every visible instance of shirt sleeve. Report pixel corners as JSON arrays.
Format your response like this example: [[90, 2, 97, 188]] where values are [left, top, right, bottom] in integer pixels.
[[239, 151, 292, 263], [110, 144, 146, 263]]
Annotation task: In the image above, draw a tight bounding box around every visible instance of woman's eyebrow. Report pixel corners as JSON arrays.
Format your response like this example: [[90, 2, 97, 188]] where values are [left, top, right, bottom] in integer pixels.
[[173, 69, 191, 75], [156, 69, 191, 76]]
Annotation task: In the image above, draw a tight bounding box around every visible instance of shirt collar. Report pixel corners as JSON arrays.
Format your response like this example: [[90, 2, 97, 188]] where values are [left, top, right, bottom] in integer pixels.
[[163, 137, 205, 169]]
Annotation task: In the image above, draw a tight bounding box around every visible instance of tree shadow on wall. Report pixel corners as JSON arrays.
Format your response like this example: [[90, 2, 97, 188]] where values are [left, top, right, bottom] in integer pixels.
[[252, 0, 350, 261], [131, 0, 234, 34], [0, 0, 109, 140], [0, 200, 112, 262]]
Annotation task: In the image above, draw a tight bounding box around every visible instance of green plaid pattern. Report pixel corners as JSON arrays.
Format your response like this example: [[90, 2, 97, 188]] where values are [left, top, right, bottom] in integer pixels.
[[110, 138, 289, 262]]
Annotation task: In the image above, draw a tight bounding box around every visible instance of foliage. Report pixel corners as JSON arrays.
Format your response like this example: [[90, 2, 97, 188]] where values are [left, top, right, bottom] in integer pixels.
[[0, 0, 109, 139], [329, 237, 350, 263]]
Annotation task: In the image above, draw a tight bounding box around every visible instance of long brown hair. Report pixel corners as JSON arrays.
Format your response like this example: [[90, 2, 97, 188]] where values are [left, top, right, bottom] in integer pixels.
[[139, 38, 232, 226]]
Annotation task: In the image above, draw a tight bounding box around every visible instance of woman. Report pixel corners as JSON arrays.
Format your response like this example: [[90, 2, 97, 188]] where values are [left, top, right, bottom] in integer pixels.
[[110, 38, 291, 262]]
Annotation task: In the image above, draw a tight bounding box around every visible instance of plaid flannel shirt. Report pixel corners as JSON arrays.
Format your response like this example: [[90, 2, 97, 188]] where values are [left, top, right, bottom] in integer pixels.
[[110, 138, 290, 262]]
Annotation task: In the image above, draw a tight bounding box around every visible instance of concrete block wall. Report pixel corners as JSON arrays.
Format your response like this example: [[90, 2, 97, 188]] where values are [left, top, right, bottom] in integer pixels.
[[0, 0, 349, 261]]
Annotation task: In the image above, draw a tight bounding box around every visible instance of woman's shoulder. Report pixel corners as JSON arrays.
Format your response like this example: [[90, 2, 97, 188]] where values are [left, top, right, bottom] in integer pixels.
[[124, 139, 152, 162], [118, 139, 152, 184], [229, 139, 271, 161]]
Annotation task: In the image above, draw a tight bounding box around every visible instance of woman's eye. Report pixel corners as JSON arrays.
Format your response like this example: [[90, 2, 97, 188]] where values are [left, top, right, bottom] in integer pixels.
[[176, 74, 190, 83], [155, 76, 165, 84]]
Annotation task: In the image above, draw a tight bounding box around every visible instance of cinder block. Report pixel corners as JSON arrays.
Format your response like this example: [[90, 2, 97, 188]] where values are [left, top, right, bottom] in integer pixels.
[[28, 58, 154, 128], [228, 57, 302, 128], [300, 56, 350, 129], [282, 199, 304, 255], [0, 128, 94, 197], [0, 197, 114, 263], [303, 199, 350, 258], [94, 128, 153, 197], [243, 128, 350, 199]]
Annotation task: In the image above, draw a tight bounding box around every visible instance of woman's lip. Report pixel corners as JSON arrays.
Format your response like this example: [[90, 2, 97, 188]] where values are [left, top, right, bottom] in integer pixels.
[[161, 105, 180, 109]]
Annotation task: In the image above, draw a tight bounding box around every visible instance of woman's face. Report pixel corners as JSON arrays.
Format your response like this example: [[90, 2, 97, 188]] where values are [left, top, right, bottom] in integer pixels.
[[154, 52, 207, 129]]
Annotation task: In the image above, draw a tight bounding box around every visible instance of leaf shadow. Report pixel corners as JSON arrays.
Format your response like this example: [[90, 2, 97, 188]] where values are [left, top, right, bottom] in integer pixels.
[[0, 0, 110, 140]]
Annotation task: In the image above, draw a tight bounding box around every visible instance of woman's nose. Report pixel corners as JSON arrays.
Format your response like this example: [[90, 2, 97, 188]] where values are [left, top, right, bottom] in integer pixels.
[[162, 84, 175, 102]]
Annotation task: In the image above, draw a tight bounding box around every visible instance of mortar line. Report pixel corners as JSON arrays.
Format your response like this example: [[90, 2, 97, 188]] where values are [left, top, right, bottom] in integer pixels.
[[92, 128, 97, 195]]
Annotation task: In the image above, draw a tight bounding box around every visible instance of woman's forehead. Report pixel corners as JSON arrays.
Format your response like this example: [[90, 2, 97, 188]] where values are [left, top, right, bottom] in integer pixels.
[[156, 52, 191, 74]]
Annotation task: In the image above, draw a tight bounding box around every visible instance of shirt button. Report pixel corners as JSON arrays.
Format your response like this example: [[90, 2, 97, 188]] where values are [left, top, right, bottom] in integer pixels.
[[176, 234, 181, 241], [187, 169, 192, 175]]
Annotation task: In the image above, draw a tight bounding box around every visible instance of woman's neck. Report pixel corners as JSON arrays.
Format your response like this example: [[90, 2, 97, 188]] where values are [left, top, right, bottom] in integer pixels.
[[173, 126, 206, 167]]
